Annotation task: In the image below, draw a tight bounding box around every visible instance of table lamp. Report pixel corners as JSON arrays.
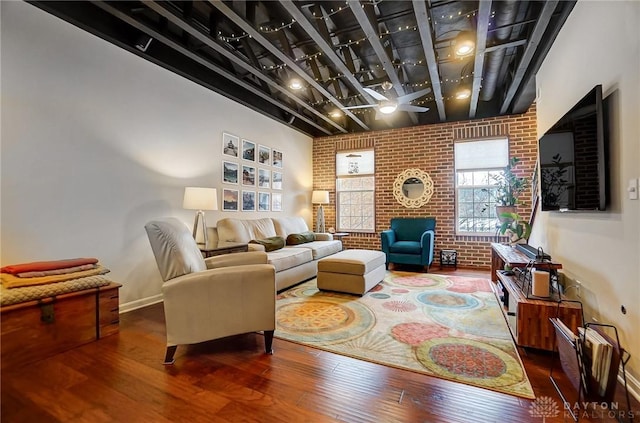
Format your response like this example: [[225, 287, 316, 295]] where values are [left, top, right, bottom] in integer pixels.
[[183, 187, 218, 247], [311, 190, 330, 233]]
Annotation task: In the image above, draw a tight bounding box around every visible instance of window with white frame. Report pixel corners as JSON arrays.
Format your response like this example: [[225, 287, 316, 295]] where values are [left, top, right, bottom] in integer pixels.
[[455, 138, 509, 234], [336, 149, 375, 232]]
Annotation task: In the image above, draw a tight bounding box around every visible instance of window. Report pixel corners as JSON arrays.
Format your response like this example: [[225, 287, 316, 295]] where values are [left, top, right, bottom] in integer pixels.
[[455, 138, 509, 234], [336, 149, 375, 232]]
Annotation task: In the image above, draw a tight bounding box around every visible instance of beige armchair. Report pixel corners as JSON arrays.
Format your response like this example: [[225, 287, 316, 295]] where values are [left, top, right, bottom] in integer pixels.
[[145, 217, 276, 364]]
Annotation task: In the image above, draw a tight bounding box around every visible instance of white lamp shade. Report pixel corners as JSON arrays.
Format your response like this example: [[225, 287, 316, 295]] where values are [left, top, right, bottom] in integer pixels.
[[312, 190, 330, 204], [183, 187, 218, 211]]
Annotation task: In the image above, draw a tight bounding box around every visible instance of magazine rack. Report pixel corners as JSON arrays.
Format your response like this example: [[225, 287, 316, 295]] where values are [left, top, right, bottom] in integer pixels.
[[549, 300, 633, 422]]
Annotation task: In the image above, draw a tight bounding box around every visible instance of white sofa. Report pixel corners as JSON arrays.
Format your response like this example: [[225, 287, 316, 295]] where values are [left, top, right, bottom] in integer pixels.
[[215, 217, 342, 290]]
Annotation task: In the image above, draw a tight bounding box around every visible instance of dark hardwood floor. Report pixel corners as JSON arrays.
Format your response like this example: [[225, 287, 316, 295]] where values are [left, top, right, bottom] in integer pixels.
[[2, 268, 636, 422]]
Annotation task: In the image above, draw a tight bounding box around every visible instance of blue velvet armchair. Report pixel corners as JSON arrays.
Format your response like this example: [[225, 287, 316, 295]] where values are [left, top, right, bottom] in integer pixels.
[[380, 217, 436, 271]]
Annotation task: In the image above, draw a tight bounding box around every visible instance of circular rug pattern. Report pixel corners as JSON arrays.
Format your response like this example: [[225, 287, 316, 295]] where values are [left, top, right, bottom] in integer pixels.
[[416, 290, 480, 310], [382, 300, 417, 312], [391, 322, 450, 346], [385, 273, 450, 288], [416, 338, 524, 388], [276, 298, 375, 344]]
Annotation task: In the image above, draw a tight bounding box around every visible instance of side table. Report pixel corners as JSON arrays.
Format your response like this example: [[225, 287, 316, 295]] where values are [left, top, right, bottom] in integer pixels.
[[332, 232, 349, 249], [200, 243, 248, 258]]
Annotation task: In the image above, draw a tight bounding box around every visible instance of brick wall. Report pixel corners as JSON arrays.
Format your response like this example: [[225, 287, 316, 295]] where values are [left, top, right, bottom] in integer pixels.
[[312, 104, 538, 269]]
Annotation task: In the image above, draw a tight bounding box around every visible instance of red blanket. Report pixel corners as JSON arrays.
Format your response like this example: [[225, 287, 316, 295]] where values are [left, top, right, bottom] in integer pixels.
[[1, 258, 99, 275]]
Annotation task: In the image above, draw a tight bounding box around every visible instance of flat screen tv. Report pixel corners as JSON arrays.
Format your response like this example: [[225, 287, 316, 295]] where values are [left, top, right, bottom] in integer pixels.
[[538, 84, 609, 211]]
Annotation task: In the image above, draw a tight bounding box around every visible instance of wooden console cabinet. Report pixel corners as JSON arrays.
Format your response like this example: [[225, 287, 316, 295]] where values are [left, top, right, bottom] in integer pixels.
[[490, 243, 581, 351], [492, 272, 582, 351]]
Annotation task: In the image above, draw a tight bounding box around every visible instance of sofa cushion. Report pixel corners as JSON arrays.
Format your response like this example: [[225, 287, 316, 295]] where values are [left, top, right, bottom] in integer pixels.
[[267, 247, 313, 272], [286, 231, 315, 245], [290, 240, 342, 260], [389, 240, 422, 255], [250, 236, 285, 252], [217, 218, 277, 244], [272, 216, 311, 239]]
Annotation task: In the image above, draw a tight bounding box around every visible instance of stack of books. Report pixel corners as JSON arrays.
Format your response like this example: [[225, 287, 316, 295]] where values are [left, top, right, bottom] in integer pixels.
[[578, 326, 613, 396]]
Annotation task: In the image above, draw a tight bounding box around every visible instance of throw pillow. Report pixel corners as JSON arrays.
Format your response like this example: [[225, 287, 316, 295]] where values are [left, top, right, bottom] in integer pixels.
[[286, 231, 316, 245], [249, 236, 285, 252]]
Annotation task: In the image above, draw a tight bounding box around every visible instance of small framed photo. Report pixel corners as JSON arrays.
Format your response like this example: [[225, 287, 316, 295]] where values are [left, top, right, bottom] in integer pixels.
[[222, 161, 239, 184], [258, 168, 270, 188], [222, 188, 239, 211], [272, 193, 282, 212], [242, 139, 256, 162], [272, 171, 283, 190], [272, 149, 283, 168], [242, 190, 256, 211], [242, 165, 256, 186], [258, 192, 270, 211], [222, 133, 239, 158], [258, 145, 271, 165]]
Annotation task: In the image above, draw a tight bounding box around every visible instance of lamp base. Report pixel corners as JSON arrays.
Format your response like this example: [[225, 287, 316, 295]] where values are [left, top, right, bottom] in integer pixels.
[[315, 205, 325, 233], [192, 210, 208, 247]]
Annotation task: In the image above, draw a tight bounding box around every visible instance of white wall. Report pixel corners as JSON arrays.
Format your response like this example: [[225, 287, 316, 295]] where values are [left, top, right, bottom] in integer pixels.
[[533, 0, 640, 390], [0, 2, 313, 310]]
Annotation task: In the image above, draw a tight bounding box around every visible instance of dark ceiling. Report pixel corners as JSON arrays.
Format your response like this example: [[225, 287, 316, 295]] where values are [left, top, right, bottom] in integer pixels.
[[30, 1, 576, 137]]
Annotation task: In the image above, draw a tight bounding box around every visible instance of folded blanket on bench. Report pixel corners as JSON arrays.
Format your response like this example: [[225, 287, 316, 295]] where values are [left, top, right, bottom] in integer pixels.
[[1, 258, 98, 275], [0, 265, 110, 289]]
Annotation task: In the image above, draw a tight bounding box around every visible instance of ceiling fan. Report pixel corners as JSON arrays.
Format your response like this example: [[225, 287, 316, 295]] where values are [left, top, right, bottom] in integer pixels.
[[343, 81, 431, 119]]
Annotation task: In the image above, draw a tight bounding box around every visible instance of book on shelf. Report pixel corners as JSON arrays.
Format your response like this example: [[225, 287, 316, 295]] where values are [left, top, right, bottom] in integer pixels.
[[578, 326, 613, 397]]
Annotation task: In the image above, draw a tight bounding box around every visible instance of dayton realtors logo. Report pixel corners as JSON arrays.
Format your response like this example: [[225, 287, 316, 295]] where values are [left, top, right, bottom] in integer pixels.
[[529, 396, 560, 421], [529, 396, 636, 421]]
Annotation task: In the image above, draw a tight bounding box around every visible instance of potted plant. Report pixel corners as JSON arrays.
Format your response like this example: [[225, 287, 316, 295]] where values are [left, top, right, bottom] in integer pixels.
[[498, 212, 531, 245], [487, 157, 530, 221]]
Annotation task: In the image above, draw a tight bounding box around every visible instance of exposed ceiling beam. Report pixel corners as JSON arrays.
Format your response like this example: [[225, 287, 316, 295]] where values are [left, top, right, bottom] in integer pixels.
[[412, 0, 445, 121], [142, 1, 347, 134], [92, 1, 333, 136], [485, 38, 527, 53], [469, 0, 492, 118], [500, 0, 559, 114], [209, 0, 370, 131], [278, 2, 378, 107], [349, 0, 419, 125], [511, 1, 576, 113]]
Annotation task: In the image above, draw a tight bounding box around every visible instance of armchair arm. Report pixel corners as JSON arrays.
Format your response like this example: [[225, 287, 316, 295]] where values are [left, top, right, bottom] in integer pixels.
[[380, 229, 396, 253], [162, 264, 276, 346], [420, 230, 435, 265], [205, 251, 268, 269], [314, 232, 333, 241]]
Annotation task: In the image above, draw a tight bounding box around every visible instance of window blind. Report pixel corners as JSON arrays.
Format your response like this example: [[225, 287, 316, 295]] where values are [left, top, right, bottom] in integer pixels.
[[454, 138, 509, 170]]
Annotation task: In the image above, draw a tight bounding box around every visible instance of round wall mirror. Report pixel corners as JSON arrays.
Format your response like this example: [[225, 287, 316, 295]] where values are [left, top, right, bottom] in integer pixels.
[[393, 169, 434, 208]]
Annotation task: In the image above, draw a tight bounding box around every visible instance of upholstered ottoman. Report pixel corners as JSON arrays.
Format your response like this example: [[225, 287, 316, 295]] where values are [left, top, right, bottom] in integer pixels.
[[317, 250, 386, 295]]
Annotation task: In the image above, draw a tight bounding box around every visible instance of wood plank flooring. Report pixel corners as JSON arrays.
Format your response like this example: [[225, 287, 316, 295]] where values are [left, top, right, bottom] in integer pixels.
[[2, 268, 637, 422]]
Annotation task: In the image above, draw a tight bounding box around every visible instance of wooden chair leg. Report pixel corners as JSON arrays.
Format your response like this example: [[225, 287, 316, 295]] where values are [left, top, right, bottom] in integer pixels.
[[264, 330, 274, 354], [164, 345, 177, 365]]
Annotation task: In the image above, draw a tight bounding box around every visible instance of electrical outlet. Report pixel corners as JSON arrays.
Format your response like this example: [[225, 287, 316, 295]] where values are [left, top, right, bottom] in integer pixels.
[[575, 280, 581, 298]]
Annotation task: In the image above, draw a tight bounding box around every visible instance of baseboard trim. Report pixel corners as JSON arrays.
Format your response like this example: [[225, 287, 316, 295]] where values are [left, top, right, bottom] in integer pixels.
[[620, 367, 640, 404], [119, 294, 163, 314]]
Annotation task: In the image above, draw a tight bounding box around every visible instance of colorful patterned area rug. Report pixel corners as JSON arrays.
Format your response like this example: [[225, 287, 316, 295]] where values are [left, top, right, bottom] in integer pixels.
[[275, 271, 535, 399]]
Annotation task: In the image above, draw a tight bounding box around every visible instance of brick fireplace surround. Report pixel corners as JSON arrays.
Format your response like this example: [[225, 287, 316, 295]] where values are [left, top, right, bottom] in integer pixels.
[[313, 105, 538, 269]]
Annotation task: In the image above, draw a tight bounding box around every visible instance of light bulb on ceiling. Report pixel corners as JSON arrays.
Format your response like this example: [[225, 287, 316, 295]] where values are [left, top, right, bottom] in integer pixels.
[[329, 109, 343, 118], [454, 31, 475, 57], [455, 87, 471, 100], [288, 78, 303, 90], [378, 100, 398, 114]]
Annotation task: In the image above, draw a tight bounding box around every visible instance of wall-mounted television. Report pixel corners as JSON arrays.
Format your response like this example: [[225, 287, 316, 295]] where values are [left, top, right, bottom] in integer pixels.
[[538, 84, 609, 211]]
